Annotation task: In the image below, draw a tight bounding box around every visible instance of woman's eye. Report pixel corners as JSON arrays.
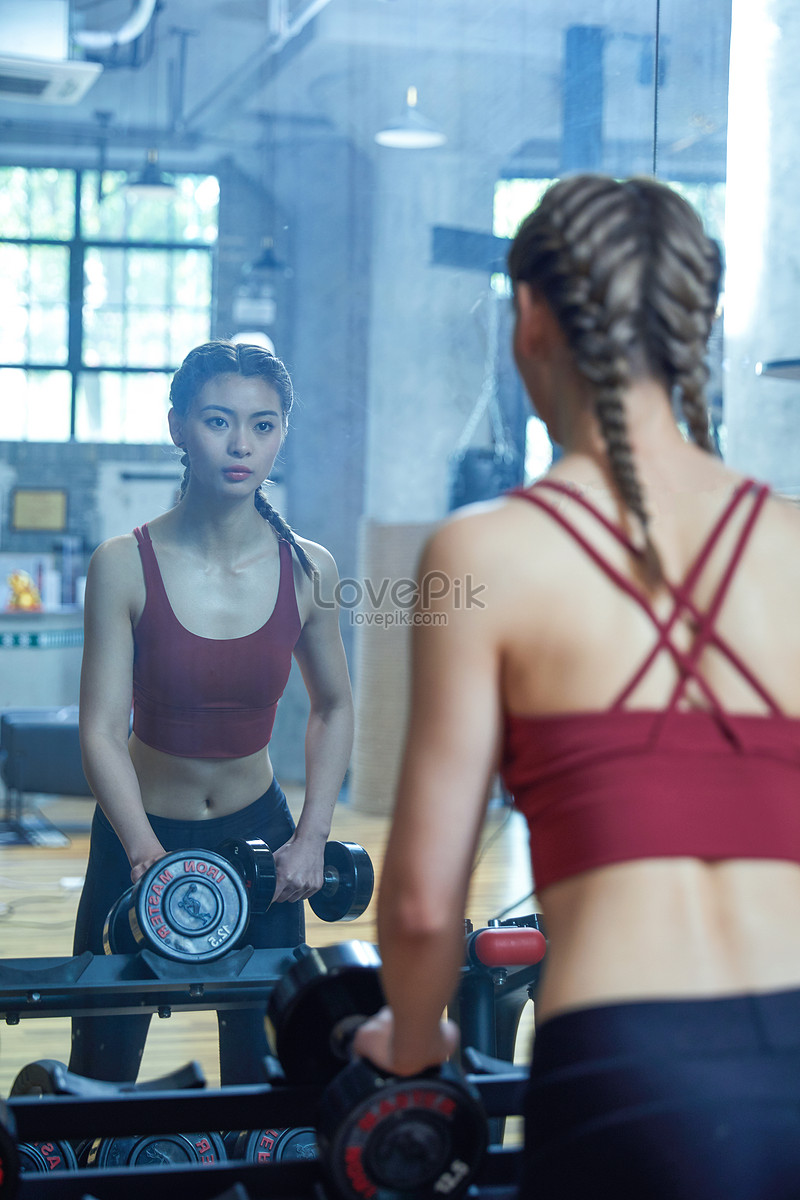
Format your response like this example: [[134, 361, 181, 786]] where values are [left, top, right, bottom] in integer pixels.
[[256, 421, 275, 433], [206, 417, 227, 429]]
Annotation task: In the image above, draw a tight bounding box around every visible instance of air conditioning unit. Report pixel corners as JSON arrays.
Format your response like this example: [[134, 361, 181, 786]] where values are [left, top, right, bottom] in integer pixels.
[[0, 53, 102, 104]]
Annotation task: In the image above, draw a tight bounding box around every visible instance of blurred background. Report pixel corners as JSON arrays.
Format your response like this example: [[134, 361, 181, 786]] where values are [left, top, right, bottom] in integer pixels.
[[0, 0, 794, 814]]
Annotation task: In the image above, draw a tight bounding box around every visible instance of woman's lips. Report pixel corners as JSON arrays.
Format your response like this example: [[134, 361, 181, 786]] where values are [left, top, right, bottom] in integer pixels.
[[223, 467, 253, 481]]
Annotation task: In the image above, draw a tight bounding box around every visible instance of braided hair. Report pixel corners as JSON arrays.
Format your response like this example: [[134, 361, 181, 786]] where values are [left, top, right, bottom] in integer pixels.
[[507, 175, 723, 582], [169, 340, 317, 579]]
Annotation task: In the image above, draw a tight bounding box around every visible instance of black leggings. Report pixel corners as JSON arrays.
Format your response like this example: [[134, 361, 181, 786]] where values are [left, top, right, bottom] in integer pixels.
[[69, 780, 304, 1086], [521, 988, 800, 1200]]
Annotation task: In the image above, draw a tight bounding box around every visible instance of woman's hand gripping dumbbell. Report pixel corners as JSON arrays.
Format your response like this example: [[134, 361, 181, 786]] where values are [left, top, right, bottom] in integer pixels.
[[265, 941, 487, 1200], [102, 839, 374, 963]]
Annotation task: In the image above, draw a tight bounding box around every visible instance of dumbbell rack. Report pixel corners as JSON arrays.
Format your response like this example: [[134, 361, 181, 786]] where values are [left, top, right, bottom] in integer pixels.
[[0, 921, 544, 1040], [7, 1075, 526, 1199], [0, 946, 294, 1023], [0, 925, 545, 1198]]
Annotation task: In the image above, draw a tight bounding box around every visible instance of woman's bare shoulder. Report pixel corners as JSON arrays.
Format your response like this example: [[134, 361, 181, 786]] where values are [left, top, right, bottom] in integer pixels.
[[423, 493, 567, 574], [88, 533, 145, 602], [90, 532, 140, 568], [293, 534, 337, 572]]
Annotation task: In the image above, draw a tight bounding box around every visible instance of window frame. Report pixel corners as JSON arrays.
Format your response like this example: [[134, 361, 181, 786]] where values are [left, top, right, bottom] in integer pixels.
[[0, 166, 218, 441]]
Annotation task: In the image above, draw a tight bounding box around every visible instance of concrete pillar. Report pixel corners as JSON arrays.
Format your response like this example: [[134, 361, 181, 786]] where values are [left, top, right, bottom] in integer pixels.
[[348, 151, 496, 814], [724, 0, 800, 493]]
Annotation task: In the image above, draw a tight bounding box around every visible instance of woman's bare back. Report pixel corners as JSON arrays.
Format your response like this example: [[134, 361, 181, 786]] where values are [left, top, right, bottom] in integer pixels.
[[479, 448, 800, 1018]]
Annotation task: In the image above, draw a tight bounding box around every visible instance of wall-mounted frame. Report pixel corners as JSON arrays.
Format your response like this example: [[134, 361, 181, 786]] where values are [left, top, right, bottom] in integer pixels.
[[10, 488, 68, 532]]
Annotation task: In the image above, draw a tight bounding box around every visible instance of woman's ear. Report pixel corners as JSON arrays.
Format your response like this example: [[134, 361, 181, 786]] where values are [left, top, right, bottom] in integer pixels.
[[167, 408, 185, 449], [513, 282, 551, 362]]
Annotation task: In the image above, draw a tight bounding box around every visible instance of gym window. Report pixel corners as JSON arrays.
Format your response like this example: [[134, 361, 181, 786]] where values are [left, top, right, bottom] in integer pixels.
[[0, 166, 219, 443]]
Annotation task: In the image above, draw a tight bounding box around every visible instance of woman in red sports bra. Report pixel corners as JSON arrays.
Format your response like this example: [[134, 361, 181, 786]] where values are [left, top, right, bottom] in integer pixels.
[[354, 176, 800, 1197], [70, 340, 354, 1085]]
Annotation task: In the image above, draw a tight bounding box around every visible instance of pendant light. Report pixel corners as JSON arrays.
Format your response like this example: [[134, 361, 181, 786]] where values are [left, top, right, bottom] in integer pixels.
[[375, 86, 446, 149]]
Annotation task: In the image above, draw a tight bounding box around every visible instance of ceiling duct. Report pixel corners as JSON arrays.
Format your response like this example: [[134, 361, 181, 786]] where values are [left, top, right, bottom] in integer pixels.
[[72, 0, 159, 51], [0, 0, 102, 105]]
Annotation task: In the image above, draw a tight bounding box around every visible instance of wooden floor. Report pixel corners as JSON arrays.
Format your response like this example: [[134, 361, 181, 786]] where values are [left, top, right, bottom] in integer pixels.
[[0, 789, 536, 1100]]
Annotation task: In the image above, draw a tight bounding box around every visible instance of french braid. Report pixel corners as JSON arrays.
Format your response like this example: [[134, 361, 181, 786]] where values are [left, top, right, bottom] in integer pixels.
[[253, 485, 317, 579], [170, 340, 317, 580], [508, 175, 722, 582]]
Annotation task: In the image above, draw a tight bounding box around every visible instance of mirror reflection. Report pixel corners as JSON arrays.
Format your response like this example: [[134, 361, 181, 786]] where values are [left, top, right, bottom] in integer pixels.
[[1, 0, 768, 1107]]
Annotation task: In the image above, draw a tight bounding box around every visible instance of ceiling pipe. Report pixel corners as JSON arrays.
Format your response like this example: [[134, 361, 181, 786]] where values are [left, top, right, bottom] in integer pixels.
[[176, 0, 334, 133], [72, 0, 159, 51], [0, 117, 201, 151]]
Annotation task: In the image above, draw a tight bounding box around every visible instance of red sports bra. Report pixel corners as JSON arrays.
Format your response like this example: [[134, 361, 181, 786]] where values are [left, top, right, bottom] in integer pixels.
[[131, 524, 301, 759], [500, 479, 800, 891]]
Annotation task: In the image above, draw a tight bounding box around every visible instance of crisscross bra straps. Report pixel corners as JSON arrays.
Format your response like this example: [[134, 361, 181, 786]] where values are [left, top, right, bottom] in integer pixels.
[[509, 478, 778, 738]]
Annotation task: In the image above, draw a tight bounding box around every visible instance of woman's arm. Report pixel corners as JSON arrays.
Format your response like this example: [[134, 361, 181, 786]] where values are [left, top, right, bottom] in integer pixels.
[[272, 543, 355, 902], [354, 517, 505, 1075], [79, 538, 165, 883]]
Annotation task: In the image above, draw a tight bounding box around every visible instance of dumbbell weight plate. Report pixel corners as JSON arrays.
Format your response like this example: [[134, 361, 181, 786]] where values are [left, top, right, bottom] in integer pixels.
[[318, 1060, 487, 1200], [85, 1131, 226, 1168], [18, 1141, 78, 1174], [127, 850, 250, 962], [233, 1127, 317, 1163], [0, 1099, 20, 1200], [266, 941, 385, 1084], [309, 842, 374, 923], [102, 886, 137, 955], [217, 838, 277, 914]]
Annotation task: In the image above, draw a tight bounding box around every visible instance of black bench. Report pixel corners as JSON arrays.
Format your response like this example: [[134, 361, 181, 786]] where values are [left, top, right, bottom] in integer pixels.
[[0, 706, 92, 845]]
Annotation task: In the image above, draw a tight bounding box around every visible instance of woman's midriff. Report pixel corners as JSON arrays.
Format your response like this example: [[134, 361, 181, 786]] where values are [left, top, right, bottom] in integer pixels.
[[533, 856, 800, 1024], [128, 732, 274, 819]]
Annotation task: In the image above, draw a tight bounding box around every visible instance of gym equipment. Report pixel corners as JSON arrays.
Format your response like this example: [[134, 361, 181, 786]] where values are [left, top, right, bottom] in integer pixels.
[[0, 920, 538, 1199], [0, 1072, 524, 1198], [0, 707, 91, 846], [102, 840, 374, 963], [0, 1100, 18, 1199], [103, 849, 251, 962], [457, 913, 547, 1067], [10, 1059, 205, 1097], [266, 941, 385, 1085], [308, 841, 374, 924], [17, 1140, 77, 1174], [220, 837, 374, 924], [319, 1059, 487, 1200], [217, 837, 277, 914], [0, 946, 293, 1022], [456, 914, 546, 1144], [229, 1127, 317, 1163], [84, 1130, 226, 1168], [267, 940, 488, 1200]]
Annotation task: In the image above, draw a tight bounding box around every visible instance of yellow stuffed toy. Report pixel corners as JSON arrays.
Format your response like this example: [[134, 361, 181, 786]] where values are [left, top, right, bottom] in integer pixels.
[[7, 569, 42, 611]]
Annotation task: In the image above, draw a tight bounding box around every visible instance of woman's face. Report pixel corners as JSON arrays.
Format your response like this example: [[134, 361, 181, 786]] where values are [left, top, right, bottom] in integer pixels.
[[169, 373, 285, 497]]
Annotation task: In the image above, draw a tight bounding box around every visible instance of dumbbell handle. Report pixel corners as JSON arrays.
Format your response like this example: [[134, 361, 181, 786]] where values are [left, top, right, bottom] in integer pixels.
[[319, 865, 340, 896]]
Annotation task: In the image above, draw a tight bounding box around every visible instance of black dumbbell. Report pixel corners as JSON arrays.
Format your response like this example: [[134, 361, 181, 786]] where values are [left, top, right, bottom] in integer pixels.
[[103, 840, 374, 963], [309, 840, 375, 923], [228, 1127, 317, 1162], [266, 940, 386, 1084], [84, 1131, 226, 1169], [103, 848, 252, 962], [219, 837, 374, 923], [266, 941, 488, 1200], [0, 1100, 19, 1200], [17, 1141, 77, 1175]]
